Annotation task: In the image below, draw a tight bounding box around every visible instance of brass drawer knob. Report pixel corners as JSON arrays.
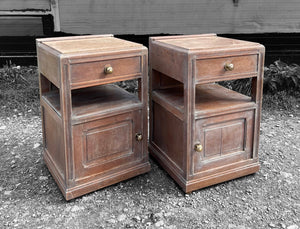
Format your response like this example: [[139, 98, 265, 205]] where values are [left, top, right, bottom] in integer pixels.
[[104, 66, 113, 74], [135, 133, 143, 141], [194, 144, 203, 152], [224, 63, 234, 71]]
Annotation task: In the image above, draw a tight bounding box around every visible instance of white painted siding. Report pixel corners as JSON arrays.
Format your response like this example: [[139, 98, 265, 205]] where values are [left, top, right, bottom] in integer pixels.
[[0, 0, 50, 10], [58, 0, 300, 35]]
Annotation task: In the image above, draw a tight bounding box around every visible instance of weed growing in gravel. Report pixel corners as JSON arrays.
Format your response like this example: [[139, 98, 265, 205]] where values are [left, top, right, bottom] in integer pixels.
[[0, 64, 40, 116], [264, 60, 300, 94], [220, 60, 300, 96], [219, 60, 300, 112]]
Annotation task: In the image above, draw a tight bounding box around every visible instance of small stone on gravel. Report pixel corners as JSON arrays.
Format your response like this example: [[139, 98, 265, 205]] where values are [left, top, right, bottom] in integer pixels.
[[107, 218, 117, 224], [164, 212, 172, 217], [117, 214, 126, 222], [39, 176, 48, 181], [287, 225, 299, 229], [71, 206, 84, 212], [281, 172, 293, 179], [33, 143, 40, 149], [133, 216, 141, 222], [280, 223, 286, 228], [4, 191, 12, 195], [154, 220, 164, 227]]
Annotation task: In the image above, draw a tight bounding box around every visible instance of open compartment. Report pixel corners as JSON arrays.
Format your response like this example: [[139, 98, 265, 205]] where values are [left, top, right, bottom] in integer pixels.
[[40, 74, 61, 115], [151, 71, 256, 120], [71, 79, 142, 122], [194, 83, 256, 118]]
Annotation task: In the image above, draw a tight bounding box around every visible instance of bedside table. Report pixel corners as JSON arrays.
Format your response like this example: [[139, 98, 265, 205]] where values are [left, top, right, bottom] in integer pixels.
[[149, 34, 265, 192], [36, 35, 150, 200]]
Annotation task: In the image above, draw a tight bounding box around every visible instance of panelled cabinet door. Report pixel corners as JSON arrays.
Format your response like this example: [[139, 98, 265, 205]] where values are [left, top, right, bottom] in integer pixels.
[[73, 110, 143, 181], [193, 110, 254, 174]]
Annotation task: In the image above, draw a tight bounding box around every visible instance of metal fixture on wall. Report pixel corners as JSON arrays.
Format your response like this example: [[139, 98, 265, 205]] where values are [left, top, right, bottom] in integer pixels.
[[233, 0, 239, 7]]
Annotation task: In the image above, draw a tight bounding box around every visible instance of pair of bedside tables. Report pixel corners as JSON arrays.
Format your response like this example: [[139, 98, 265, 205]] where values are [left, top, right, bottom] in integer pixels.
[[37, 34, 264, 200]]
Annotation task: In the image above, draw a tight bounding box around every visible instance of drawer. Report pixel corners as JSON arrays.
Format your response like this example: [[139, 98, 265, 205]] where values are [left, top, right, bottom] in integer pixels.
[[70, 56, 141, 88], [195, 54, 258, 83]]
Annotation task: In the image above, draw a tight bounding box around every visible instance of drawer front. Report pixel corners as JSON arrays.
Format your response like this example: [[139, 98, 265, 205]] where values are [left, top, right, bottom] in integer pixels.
[[73, 110, 144, 180], [70, 56, 141, 88], [193, 110, 254, 174], [196, 54, 258, 83]]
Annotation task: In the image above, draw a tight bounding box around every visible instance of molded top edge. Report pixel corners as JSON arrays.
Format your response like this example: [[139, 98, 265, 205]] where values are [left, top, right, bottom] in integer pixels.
[[151, 34, 262, 52], [38, 35, 144, 54]]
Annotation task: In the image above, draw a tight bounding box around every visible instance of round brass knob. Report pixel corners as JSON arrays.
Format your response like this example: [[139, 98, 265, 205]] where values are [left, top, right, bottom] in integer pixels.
[[224, 63, 234, 71], [104, 66, 113, 74], [194, 144, 203, 152], [135, 133, 143, 141]]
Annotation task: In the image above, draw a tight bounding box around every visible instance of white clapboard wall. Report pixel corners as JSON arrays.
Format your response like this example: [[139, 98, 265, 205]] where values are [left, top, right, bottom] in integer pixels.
[[0, 0, 49, 10], [1, 0, 300, 36], [57, 0, 300, 35]]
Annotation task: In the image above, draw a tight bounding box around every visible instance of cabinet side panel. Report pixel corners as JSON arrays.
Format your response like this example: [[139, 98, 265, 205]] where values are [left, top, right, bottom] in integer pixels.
[[42, 106, 65, 179], [150, 42, 186, 83], [37, 46, 60, 88], [152, 102, 184, 170]]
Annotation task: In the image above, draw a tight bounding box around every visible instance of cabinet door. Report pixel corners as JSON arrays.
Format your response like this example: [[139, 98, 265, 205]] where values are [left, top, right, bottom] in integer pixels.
[[72, 110, 144, 180], [193, 110, 254, 174]]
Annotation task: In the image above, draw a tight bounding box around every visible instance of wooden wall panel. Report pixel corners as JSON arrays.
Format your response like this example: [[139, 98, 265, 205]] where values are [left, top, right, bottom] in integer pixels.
[[0, 0, 50, 10], [58, 0, 300, 35]]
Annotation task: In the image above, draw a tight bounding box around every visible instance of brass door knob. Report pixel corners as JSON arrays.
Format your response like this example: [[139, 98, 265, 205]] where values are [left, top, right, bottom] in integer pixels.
[[104, 66, 113, 74], [194, 144, 203, 152], [135, 133, 143, 141], [224, 63, 234, 71]]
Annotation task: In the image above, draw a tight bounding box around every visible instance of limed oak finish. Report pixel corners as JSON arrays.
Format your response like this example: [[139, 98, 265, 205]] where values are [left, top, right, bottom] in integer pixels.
[[149, 34, 265, 193], [36, 35, 150, 200]]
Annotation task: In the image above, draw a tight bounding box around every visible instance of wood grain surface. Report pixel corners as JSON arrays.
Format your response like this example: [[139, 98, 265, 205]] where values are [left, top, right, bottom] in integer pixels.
[[37, 35, 150, 200], [149, 34, 264, 193]]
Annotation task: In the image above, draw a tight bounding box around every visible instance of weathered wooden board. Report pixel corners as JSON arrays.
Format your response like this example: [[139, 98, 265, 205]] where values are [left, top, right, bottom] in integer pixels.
[[0, 0, 50, 11], [58, 0, 300, 35], [0, 17, 43, 36]]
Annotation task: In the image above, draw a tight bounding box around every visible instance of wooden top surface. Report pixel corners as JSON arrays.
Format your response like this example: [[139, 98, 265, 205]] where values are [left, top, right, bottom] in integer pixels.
[[41, 36, 143, 54], [154, 35, 259, 51]]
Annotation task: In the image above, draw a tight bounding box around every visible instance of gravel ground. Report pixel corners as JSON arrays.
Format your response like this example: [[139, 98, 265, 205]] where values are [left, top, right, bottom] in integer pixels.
[[0, 108, 299, 229]]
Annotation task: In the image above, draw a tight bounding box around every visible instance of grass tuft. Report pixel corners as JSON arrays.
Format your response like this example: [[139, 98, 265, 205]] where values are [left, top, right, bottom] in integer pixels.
[[0, 64, 40, 116]]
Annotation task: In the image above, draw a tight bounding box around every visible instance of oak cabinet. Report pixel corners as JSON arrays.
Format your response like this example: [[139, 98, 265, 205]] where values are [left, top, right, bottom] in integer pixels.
[[37, 35, 150, 200], [149, 34, 265, 193]]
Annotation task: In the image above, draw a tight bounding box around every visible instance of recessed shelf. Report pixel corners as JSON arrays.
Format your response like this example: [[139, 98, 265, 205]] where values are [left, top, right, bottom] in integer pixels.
[[152, 83, 256, 120], [42, 90, 61, 116], [42, 84, 142, 122], [71, 84, 142, 121]]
